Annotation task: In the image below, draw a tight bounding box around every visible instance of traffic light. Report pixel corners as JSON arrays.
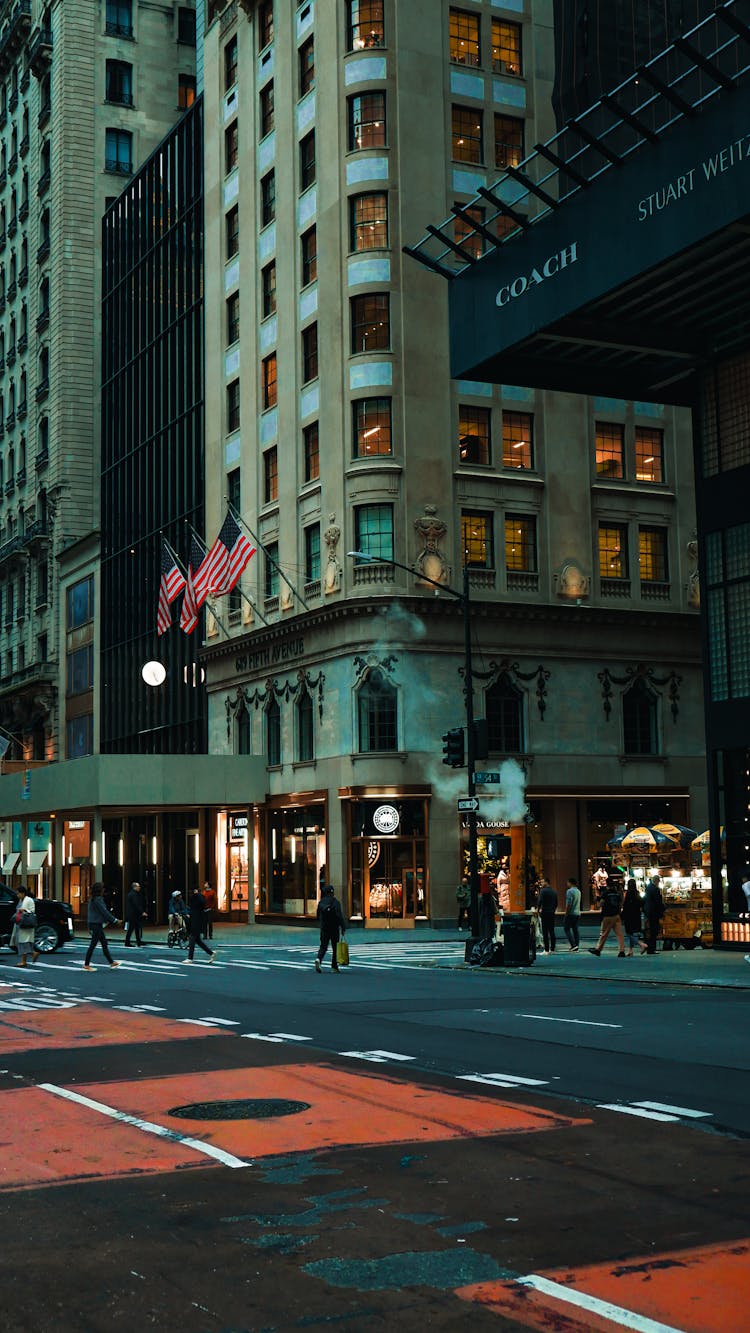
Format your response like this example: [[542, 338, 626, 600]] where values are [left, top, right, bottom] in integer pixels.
[[442, 727, 465, 767]]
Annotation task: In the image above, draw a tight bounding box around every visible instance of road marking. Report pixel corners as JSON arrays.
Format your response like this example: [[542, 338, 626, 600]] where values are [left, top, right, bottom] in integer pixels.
[[515, 1272, 688, 1332], [518, 1013, 623, 1029], [176, 1019, 222, 1029], [268, 1032, 312, 1041], [338, 1050, 415, 1063], [458, 1073, 548, 1088], [241, 1032, 286, 1042], [633, 1100, 712, 1119], [223, 961, 270, 971], [197, 1017, 240, 1026], [38, 1082, 250, 1170], [597, 1103, 680, 1123]]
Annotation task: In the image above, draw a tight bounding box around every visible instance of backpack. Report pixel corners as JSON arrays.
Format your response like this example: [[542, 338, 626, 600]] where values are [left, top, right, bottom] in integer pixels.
[[603, 888, 621, 915], [320, 897, 336, 920]]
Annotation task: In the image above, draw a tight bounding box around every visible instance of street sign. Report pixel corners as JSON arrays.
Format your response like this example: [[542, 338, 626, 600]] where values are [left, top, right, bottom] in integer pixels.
[[475, 772, 502, 784], [457, 797, 480, 812]]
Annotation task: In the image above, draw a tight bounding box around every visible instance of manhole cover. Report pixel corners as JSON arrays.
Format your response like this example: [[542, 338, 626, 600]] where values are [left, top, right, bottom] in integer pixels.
[[169, 1098, 310, 1121]]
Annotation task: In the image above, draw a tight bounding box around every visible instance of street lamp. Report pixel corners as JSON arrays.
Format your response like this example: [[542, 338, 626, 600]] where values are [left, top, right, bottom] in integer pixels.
[[347, 550, 481, 938]]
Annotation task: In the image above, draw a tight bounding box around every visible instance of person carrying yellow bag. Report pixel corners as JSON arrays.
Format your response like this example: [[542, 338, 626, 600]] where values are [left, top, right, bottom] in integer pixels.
[[314, 884, 347, 973]]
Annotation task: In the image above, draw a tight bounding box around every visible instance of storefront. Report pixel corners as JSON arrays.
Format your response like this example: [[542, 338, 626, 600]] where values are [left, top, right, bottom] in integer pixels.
[[345, 792, 429, 927], [256, 794, 327, 920]]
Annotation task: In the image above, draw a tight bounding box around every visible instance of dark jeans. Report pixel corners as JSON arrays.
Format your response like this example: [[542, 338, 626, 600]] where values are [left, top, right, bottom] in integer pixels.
[[318, 927, 340, 968], [541, 912, 556, 952], [457, 902, 470, 929], [564, 915, 580, 948], [645, 915, 661, 954], [188, 931, 213, 959], [85, 924, 114, 967], [479, 897, 496, 940], [125, 915, 143, 946]]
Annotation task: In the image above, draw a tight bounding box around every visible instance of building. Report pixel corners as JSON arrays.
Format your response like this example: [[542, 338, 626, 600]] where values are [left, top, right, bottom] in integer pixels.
[[197, 0, 707, 927]]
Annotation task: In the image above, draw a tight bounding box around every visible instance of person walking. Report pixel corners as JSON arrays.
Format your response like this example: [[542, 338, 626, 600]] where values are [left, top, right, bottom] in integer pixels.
[[537, 877, 558, 953], [456, 876, 470, 931], [84, 883, 121, 971], [124, 881, 148, 947], [563, 876, 581, 951], [202, 880, 217, 939], [315, 884, 346, 972], [622, 877, 648, 956], [15, 890, 39, 968], [643, 873, 665, 954], [588, 878, 626, 956], [185, 886, 216, 963]]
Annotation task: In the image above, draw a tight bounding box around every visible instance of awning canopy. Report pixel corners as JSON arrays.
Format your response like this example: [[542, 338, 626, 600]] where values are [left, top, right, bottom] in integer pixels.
[[25, 851, 47, 873], [1, 853, 19, 875]]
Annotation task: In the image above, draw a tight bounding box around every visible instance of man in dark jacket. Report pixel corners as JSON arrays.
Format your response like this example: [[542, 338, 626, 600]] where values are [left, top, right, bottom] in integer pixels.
[[537, 877, 558, 953], [124, 881, 148, 947], [185, 887, 216, 963], [643, 874, 665, 954], [83, 883, 121, 971], [315, 884, 346, 973]]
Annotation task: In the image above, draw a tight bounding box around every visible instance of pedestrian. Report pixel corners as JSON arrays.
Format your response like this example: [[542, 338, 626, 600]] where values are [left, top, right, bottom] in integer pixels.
[[124, 880, 148, 947], [536, 877, 558, 953], [622, 878, 647, 956], [643, 873, 665, 954], [185, 887, 216, 963], [456, 875, 470, 931], [495, 863, 510, 912], [315, 883, 346, 972], [169, 887, 187, 928], [202, 879, 217, 939], [741, 870, 750, 914], [563, 876, 581, 951], [14, 889, 39, 968], [588, 878, 626, 957], [83, 882, 121, 971]]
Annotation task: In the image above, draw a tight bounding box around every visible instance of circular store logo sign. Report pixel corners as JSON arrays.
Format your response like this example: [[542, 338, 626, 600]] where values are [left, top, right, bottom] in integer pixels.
[[373, 804, 400, 835]]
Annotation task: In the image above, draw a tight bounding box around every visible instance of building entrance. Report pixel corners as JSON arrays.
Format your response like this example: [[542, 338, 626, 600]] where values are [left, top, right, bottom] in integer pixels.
[[348, 797, 429, 926]]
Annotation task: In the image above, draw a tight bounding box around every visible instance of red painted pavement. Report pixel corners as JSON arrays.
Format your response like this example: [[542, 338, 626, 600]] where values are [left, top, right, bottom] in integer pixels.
[[0, 1004, 225, 1053]]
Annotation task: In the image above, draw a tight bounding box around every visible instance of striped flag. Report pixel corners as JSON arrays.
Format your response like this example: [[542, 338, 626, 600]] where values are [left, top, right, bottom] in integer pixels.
[[157, 538, 187, 636], [196, 511, 256, 598], [180, 535, 206, 635]]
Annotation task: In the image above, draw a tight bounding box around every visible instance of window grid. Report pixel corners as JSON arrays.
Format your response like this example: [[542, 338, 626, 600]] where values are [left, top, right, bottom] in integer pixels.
[[299, 36, 315, 97], [262, 352, 277, 409], [347, 0, 385, 51], [302, 322, 318, 383], [300, 130, 315, 189], [348, 92, 386, 150], [449, 8, 480, 67], [261, 260, 276, 318], [639, 526, 668, 582], [595, 421, 625, 478], [350, 191, 388, 251], [226, 292, 239, 345], [260, 81, 274, 137], [495, 114, 524, 170], [301, 226, 317, 286], [492, 18, 522, 75], [304, 421, 319, 481], [487, 677, 523, 753], [353, 397, 392, 457], [452, 104, 483, 164], [635, 426, 664, 482], [305, 524, 321, 582], [225, 205, 239, 258], [224, 121, 238, 175], [458, 404, 490, 464], [224, 35, 238, 92], [258, 0, 274, 50], [351, 292, 390, 353], [227, 378, 240, 433], [453, 204, 484, 260], [264, 446, 278, 503], [502, 410, 533, 468], [505, 514, 537, 572], [599, 523, 628, 579], [261, 170, 275, 226], [355, 503, 394, 562], [462, 511, 493, 568], [358, 669, 397, 753]]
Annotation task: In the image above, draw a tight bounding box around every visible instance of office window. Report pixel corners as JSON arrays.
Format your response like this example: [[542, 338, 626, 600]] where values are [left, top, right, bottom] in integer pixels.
[[225, 121, 238, 174], [462, 511, 494, 568], [67, 644, 94, 696], [502, 411, 533, 468], [495, 114, 524, 170], [225, 205, 239, 257], [226, 292, 240, 345], [353, 397, 392, 457], [348, 92, 386, 150], [358, 666, 397, 753], [449, 9, 480, 67], [639, 526, 668, 582], [347, 0, 384, 51], [623, 678, 657, 755], [224, 35, 238, 91], [106, 0, 132, 38], [265, 541, 279, 598], [261, 260, 276, 317], [177, 6, 196, 45], [452, 105, 483, 164], [258, 0, 274, 50], [105, 128, 132, 174], [263, 446, 278, 503], [635, 426, 664, 482], [67, 715, 93, 759], [261, 170, 275, 225], [355, 503, 394, 562], [266, 696, 281, 764], [260, 81, 274, 136], [227, 378, 240, 432], [454, 204, 485, 260], [106, 60, 133, 106], [262, 352, 277, 409], [459, 405, 490, 465], [300, 130, 315, 189], [67, 575, 94, 629], [299, 36, 315, 97], [228, 467, 241, 515], [505, 514, 537, 572], [351, 292, 390, 353], [599, 523, 628, 579], [350, 191, 388, 251], [36, 560, 48, 608], [178, 74, 196, 108], [596, 422, 625, 478], [487, 674, 523, 753], [302, 323, 318, 383], [301, 226, 317, 286], [296, 686, 314, 762], [492, 18, 522, 75], [303, 422, 319, 482], [236, 704, 251, 754], [305, 523, 321, 582]]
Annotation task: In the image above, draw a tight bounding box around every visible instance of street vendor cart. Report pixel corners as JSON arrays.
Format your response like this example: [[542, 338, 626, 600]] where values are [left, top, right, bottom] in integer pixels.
[[661, 875, 713, 949]]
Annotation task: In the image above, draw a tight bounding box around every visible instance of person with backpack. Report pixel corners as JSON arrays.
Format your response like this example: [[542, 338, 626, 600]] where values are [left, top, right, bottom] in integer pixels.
[[588, 878, 626, 957], [643, 873, 665, 954], [315, 884, 346, 972]]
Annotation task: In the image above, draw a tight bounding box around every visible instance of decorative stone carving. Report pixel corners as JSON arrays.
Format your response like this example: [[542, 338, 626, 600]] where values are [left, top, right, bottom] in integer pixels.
[[556, 560, 590, 600], [413, 504, 448, 585], [323, 513, 341, 594], [687, 536, 700, 608]]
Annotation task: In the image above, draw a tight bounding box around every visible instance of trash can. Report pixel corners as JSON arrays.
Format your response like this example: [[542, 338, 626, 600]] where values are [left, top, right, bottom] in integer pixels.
[[501, 913, 536, 966]]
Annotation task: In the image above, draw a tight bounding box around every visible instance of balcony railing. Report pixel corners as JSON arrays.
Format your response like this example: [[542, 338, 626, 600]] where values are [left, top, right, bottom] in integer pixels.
[[17, 264, 27, 287], [34, 448, 48, 471], [16, 464, 25, 484], [601, 577, 632, 597], [36, 238, 50, 264], [27, 23, 52, 75], [36, 168, 50, 196], [35, 376, 49, 400], [352, 561, 396, 587], [105, 21, 133, 37], [16, 397, 26, 419], [35, 308, 49, 333], [104, 158, 133, 176], [641, 580, 671, 601], [37, 100, 50, 128], [506, 570, 540, 594]]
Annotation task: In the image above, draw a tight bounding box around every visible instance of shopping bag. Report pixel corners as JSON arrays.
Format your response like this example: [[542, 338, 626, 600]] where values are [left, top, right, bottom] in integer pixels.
[[336, 938, 350, 967]]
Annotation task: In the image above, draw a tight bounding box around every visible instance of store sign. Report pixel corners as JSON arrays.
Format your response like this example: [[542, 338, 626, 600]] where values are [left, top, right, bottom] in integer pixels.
[[235, 636, 305, 674], [496, 242, 579, 308], [229, 812, 248, 841], [372, 804, 400, 835]]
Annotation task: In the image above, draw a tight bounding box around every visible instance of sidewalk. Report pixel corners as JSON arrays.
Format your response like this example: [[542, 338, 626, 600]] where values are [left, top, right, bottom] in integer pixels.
[[116, 922, 750, 989]]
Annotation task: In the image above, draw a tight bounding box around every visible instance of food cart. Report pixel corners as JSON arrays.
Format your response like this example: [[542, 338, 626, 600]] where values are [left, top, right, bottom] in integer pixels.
[[660, 870, 713, 950]]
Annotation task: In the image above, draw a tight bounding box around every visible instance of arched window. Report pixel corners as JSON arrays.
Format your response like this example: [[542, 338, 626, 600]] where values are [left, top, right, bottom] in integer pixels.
[[486, 673, 524, 753], [357, 666, 397, 753], [236, 702, 251, 754], [623, 678, 658, 755], [296, 685, 313, 762], [266, 696, 281, 766]]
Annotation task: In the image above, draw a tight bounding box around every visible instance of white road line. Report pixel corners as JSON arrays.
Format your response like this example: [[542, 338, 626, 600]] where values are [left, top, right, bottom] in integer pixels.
[[197, 1017, 239, 1026], [516, 1273, 688, 1333], [633, 1101, 712, 1119], [338, 1049, 415, 1063], [241, 1033, 286, 1042], [176, 1019, 221, 1029], [268, 1032, 312, 1041], [518, 1013, 623, 1029], [458, 1073, 548, 1088], [38, 1083, 250, 1170], [226, 961, 271, 971], [597, 1103, 679, 1123]]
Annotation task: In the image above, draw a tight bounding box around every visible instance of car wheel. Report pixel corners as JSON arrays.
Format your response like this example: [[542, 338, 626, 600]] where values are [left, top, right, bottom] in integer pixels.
[[34, 923, 60, 953]]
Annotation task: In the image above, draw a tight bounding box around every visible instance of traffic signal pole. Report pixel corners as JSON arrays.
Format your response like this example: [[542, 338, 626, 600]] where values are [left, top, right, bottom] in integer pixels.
[[463, 564, 479, 939]]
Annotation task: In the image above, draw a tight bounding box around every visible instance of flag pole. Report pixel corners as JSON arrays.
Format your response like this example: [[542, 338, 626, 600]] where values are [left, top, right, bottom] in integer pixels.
[[184, 519, 271, 628], [225, 499, 310, 613], [162, 534, 230, 638]]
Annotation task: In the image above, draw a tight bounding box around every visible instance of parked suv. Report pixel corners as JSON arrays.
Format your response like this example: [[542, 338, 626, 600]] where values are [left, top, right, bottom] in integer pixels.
[[0, 881, 74, 953]]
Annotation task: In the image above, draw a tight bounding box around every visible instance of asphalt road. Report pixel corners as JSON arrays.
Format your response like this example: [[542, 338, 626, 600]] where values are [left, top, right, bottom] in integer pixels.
[[1, 936, 748, 1332]]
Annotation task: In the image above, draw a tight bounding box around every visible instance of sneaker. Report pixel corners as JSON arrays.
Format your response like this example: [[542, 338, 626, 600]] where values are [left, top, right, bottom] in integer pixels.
[[184, 958, 194, 964], [83, 964, 97, 971], [110, 961, 122, 968], [617, 952, 626, 958], [332, 965, 340, 972], [314, 959, 322, 973], [208, 953, 216, 963], [587, 948, 601, 956], [572, 946, 579, 952]]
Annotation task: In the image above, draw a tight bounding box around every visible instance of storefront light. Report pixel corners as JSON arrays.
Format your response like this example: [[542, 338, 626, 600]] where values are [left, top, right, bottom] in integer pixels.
[[48, 841, 53, 867], [26, 838, 30, 863], [290, 836, 296, 864], [272, 828, 277, 858], [91, 840, 97, 867], [151, 835, 157, 864], [193, 832, 200, 864], [61, 834, 66, 867], [118, 837, 124, 867], [101, 831, 106, 865]]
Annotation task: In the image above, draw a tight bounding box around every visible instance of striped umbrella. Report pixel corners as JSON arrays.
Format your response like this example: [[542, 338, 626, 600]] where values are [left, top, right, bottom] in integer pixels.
[[651, 823, 697, 850], [691, 827, 725, 850], [608, 826, 674, 851]]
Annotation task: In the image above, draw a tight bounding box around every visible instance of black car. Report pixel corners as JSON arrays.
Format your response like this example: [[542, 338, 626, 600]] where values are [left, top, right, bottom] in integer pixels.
[[0, 881, 75, 953]]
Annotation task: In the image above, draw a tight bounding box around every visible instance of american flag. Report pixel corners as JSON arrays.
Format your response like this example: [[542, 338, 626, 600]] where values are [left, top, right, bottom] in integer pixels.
[[157, 538, 187, 636], [180, 535, 207, 635], [195, 511, 256, 598]]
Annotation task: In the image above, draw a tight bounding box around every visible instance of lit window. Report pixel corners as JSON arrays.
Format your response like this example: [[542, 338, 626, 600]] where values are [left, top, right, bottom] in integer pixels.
[[462, 511, 493, 568], [458, 405, 490, 464], [635, 426, 664, 483], [449, 9, 480, 67], [598, 523, 628, 579], [453, 204, 484, 260], [353, 398, 392, 457], [452, 105, 483, 164], [178, 74, 196, 108], [502, 410, 533, 468], [639, 527, 668, 582], [347, 0, 384, 52], [505, 514, 537, 572], [494, 114, 524, 170], [350, 192, 388, 251], [262, 352, 277, 409], [303, 421, 319, 481], [263, 446, 278, 503], [351, 292, 390, 353], [348, 92, 386, 150], [595, 422, 625, 478], [492, 18, 522, 75]]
